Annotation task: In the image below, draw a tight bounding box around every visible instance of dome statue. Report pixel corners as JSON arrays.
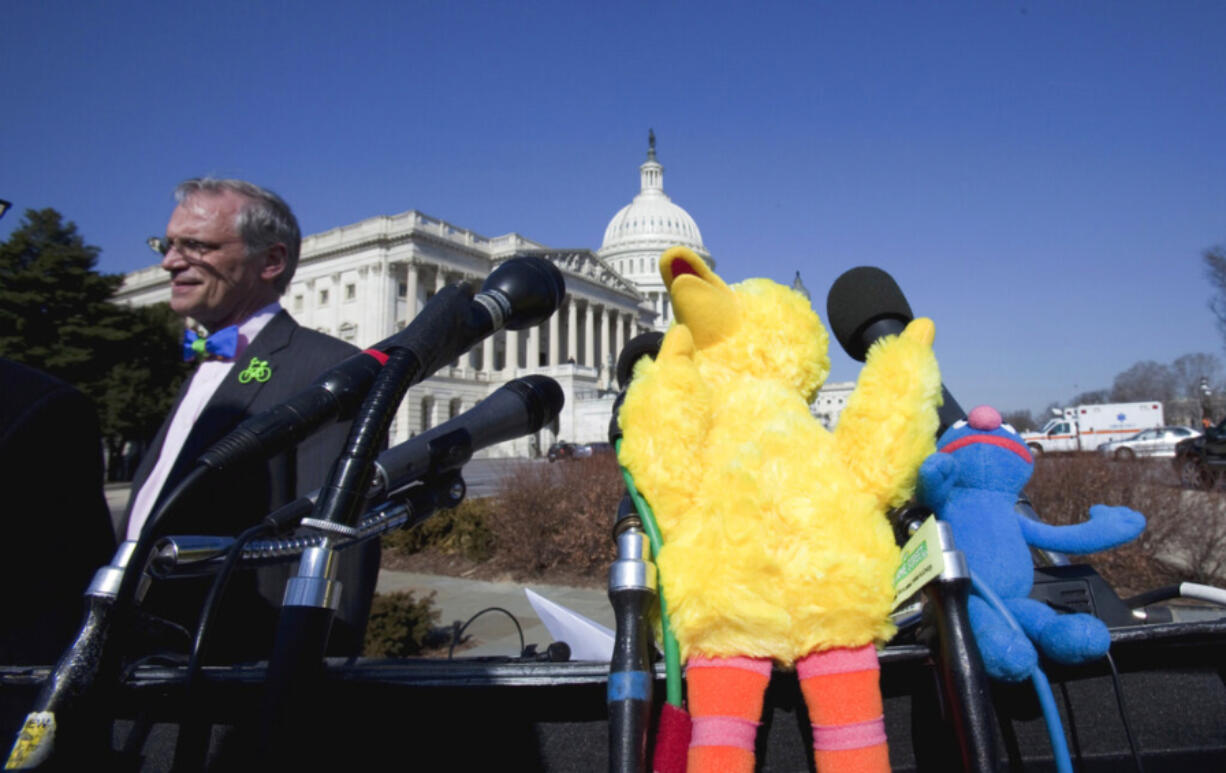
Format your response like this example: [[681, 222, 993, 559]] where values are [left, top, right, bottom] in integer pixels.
[[598, 131, 712, 328]]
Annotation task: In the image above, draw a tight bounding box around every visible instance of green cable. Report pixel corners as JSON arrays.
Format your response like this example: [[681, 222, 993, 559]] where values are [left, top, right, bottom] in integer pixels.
[[616, 439, 683, 708]]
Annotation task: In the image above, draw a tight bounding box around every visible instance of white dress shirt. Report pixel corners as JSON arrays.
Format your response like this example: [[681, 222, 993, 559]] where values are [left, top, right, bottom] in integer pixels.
[[126, 303, 282, 539]]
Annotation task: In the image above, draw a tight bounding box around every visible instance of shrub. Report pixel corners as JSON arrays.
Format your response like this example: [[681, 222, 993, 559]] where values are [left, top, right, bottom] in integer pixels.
[[382, 497, 497, 562], [1026, 455, 1226, 594], [484, 455, 622, 581], [363, 590, 441, 657]]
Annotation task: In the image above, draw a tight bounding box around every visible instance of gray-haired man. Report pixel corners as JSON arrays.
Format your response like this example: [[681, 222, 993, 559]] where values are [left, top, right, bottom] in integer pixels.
[[123, 178, 378, 661]]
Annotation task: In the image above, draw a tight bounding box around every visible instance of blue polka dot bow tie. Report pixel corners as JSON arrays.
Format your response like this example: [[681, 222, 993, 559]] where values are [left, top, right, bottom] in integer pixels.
[[182, 326, 239, 362]]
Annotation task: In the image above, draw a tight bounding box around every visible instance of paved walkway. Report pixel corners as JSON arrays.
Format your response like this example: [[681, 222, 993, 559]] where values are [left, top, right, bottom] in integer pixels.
[[376, 569, 613, 659]]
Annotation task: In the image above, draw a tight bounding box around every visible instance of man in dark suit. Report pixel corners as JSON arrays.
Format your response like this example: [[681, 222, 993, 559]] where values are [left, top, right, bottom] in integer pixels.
[[122, 178, 378, 661], [0, 358, 117, 665]]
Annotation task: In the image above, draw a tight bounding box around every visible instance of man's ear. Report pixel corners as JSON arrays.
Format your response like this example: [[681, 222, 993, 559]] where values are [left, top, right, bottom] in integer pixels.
[[260, 243, 288, 282]]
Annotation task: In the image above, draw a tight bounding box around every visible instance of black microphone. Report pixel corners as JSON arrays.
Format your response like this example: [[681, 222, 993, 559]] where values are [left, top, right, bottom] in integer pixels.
[[253, 375, 566, 529], [198, 256, 565, 473], [374, 375, 565, 495], [826, 266, 965, 434]]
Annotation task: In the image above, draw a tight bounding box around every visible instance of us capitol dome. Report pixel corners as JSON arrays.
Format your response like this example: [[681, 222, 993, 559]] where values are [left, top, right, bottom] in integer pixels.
[[598, 131, 712, 328]]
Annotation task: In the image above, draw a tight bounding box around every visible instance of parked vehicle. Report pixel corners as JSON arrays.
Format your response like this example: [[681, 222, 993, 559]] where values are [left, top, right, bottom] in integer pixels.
[[1173, 418, 1226, 489], [1097, 426, 1200, 460], [1021, 401, 1164, 454], [547, 441, 614, 462]]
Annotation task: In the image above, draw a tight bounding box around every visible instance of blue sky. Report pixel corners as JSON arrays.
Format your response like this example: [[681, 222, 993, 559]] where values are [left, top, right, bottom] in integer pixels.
[[3, 1, 1225, 415]]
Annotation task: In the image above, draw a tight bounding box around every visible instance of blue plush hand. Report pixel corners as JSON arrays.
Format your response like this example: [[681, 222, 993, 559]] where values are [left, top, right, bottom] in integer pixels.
[[1017, 504, 1145, 555], [1086, 504, 1147, 545], [917, 453, 957, 510]]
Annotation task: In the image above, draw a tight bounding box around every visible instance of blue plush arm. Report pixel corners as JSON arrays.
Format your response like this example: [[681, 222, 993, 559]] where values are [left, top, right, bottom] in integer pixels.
[[917, 453, 957, 511], [1016, 505, 1146, 554]]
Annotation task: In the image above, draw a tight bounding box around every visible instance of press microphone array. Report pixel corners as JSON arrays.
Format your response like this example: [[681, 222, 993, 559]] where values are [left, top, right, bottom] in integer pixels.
[[259, 261, 566, 764], [375, 374, 564, 496], [198, 254, 566, 474], [250, 374, 567, 532]]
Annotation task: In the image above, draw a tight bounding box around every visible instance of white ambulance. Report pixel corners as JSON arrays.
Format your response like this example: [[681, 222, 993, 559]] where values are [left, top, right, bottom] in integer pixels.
[[1022, 402, 1165, 454]]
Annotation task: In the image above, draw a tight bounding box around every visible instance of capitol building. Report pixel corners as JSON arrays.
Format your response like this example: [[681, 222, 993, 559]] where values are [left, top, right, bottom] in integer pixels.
[[117, 137, 852, 456]]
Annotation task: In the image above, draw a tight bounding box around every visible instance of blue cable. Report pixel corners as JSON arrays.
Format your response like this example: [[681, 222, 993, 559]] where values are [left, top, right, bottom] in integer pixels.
[[969, 571, 1073, 773]]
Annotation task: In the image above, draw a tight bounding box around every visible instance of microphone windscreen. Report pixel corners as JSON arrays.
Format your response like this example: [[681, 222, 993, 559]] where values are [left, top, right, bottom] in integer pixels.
[[826, 266, 914, 362], [616, 332, 665, 389], [513, 374, 566, 431]]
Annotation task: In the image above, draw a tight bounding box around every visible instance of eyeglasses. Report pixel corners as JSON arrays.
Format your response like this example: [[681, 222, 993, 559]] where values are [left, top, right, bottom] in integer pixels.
[[153, 237, 244, 259]]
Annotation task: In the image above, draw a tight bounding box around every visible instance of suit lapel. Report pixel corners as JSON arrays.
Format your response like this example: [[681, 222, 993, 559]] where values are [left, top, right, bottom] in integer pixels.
[[153, 312, 299, 522]]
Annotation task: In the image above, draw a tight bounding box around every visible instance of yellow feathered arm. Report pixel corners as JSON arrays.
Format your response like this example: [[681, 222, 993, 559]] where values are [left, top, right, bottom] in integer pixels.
[[834, 318, 943, 512]]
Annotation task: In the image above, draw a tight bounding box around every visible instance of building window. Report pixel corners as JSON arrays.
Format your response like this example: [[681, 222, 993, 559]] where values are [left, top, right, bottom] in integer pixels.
[[319, 288, 329, 306], [420, 397, 434, 432], [398, 282, 407, 297], [339, 321, 357, 341], [293, 294, 303, 312], [345, 283, 356, 301]]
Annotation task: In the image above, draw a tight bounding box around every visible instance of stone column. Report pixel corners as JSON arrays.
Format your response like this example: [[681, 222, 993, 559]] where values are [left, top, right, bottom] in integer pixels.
[[381, 262, 398, 339], [548, 309, 560, 367], [435, 268, 447, 292], [528, 323, 541, 369], [566, 296, 578, 364], [482, 335, 494, 374], [583, 301, 595, 368], [506, 329, 519, 372], [406, 262, 419, 322], [615, 309, 626, 364], [603, 306, 615, 373]]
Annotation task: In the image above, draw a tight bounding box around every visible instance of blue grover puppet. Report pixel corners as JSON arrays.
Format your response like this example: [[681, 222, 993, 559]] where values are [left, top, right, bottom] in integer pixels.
[[916, 405, 1146, 681]]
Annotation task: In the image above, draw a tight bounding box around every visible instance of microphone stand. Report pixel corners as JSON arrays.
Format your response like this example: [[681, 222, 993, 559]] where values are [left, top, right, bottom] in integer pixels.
[[895, 506, 999, 773], [6, 466, 211, 769], [607, 496, 657, 773], [257, 345, 419, 762]]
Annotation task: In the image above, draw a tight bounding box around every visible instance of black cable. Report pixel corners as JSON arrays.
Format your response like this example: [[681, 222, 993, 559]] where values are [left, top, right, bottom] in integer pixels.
[[1058, 681, 1084, 766], [447, 606, 525, 659], [1122, 585, 1181, 609], [117, 466, 212, 612], [186, 522, 274, 681], [119, 653, 189, 683], [1104, 650, 1145, 773], [171, 521, 273, 772]]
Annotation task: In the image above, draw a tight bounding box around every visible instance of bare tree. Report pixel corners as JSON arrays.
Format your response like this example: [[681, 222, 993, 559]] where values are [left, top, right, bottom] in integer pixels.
[[1110, 360, 1176, 403], [1069, 389, 1111, 405], [1000, 409, 1038, 432], [1204, 246, 1226, 346], [1171, 352, 1222, 398]]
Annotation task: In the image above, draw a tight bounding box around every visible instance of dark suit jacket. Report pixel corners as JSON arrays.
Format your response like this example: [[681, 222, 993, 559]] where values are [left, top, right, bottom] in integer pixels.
[[0, 359, 117, 664], [124, 311, 380, 662]]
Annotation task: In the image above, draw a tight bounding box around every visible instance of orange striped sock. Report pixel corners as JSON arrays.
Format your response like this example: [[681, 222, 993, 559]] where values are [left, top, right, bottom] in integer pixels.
[[797, 645, 890, 773], [685, 656, 771, 773]]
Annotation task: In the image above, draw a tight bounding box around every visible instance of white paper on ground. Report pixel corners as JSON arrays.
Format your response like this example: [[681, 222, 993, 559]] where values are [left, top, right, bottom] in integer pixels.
[[525, 588, 615, 662]]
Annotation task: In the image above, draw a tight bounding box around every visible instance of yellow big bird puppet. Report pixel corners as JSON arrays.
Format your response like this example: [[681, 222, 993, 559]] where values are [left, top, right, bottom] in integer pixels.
[[618, 247, 942, 773]]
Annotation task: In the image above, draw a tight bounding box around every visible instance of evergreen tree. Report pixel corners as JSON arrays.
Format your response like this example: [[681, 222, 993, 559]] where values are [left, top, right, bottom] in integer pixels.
[[0, 208, 188, 471], [0, 208, 126, 383]]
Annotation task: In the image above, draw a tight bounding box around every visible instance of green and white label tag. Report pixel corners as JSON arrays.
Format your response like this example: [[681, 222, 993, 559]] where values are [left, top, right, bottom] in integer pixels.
[[892, 515, 944, 610]]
